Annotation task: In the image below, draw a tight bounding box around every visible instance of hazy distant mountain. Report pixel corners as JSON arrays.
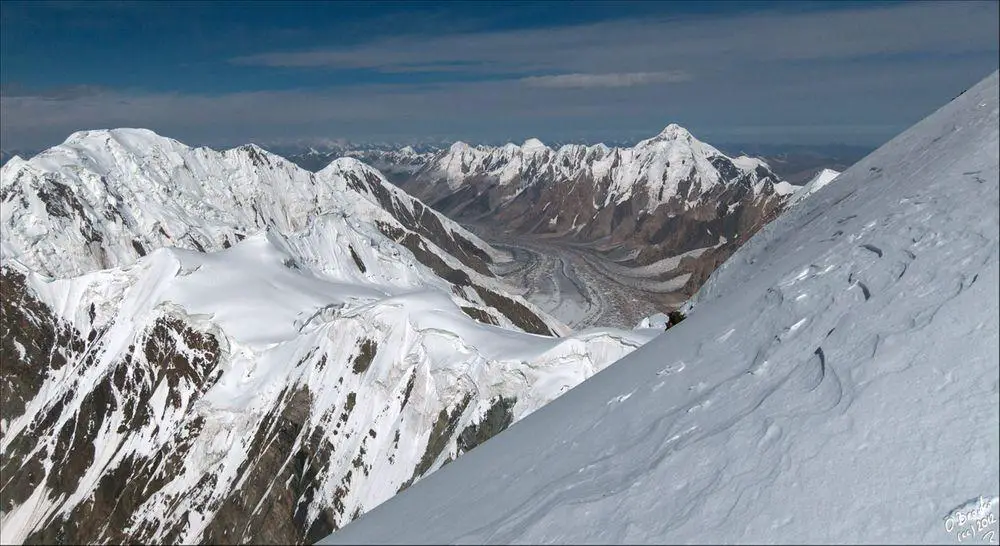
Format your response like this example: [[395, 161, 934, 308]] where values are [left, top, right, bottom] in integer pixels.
[[286, 146, 439, 183], [715, 143, 871, 185]]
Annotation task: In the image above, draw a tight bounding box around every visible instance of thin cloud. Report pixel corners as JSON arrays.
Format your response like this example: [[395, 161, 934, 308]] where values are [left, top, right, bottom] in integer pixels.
[[0, 83, 113, 101], [522, 71, 692, 89], [3, 61, 994, 151], [2, 2, 996, 150], [229, 1, 998, 76]]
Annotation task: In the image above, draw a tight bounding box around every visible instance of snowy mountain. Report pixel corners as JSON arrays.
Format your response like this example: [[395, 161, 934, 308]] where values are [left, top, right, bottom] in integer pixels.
[[0, 129, 653, 543], [324, 71, 999, 544], [413, 126, 786, 213], [402, 125, 798, 296], [786, 167, 841, 207], [1, 130, 496, 282]]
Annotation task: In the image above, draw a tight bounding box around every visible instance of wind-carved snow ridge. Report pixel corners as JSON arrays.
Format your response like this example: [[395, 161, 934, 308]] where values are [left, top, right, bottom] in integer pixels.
[[324, 70, 1000, 545], [0, 128, 655, 543]]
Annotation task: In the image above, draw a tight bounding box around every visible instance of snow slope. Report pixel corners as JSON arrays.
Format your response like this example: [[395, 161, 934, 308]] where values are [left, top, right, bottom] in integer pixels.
[[324, 71, 1000, 545], [0, 130, 654, 543]]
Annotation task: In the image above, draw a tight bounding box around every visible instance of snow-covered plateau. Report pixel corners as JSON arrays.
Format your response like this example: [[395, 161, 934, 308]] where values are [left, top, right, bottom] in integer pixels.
[[0, 129, 654, 543], [324, 71, 1000, 544]]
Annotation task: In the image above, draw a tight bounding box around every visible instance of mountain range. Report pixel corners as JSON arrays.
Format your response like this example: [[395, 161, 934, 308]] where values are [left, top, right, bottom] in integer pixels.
[[0, 129, 652, 543], [4, 66, 994, 546], [396, 125, 797, 299]]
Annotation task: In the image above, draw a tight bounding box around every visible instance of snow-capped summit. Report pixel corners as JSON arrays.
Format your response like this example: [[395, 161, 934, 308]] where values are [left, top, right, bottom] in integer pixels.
[[1, 129, 654, 544], [324, 70, 1000, 545], [650, 122, 694, 140], [412, 124, 784, 213], [63, 127, 163, 145], [520, 138, 548, 152], [449, 141, 473, 153]]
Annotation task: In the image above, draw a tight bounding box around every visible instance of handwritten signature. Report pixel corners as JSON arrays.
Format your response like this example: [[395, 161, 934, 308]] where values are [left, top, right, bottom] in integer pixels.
[[945, 496, 999, 543]]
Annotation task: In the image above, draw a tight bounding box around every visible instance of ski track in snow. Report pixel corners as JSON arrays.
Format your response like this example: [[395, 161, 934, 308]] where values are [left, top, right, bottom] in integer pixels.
[[323, 71, 1000, 545]]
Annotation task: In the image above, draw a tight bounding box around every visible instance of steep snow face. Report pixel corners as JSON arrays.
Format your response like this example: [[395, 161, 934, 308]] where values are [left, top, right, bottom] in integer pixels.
[[786, 167, 841, 207], [0, 129, 655, 543], [324, 71, 1000, 545]]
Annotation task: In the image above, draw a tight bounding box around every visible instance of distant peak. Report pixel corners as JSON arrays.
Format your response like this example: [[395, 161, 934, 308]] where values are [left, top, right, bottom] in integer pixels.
[[238, 143, 269, 153], [521, 138, 547, 151], [655, 124, 693, 139], [64, 127, 164, 145], [321, 156, 377, 175], [399, 145, 417, 155], [634, 123, 706, 151], [231, 142, 277, 160], [449, 141, 471, 153]]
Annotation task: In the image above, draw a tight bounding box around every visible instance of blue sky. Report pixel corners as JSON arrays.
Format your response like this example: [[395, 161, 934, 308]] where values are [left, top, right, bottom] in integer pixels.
[[1, 0, 997, 150]]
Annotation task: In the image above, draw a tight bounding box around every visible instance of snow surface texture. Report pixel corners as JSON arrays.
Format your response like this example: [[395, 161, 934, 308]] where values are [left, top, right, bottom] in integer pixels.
[[324, 71, 1000, 545], [0, 130, 654, 543]]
